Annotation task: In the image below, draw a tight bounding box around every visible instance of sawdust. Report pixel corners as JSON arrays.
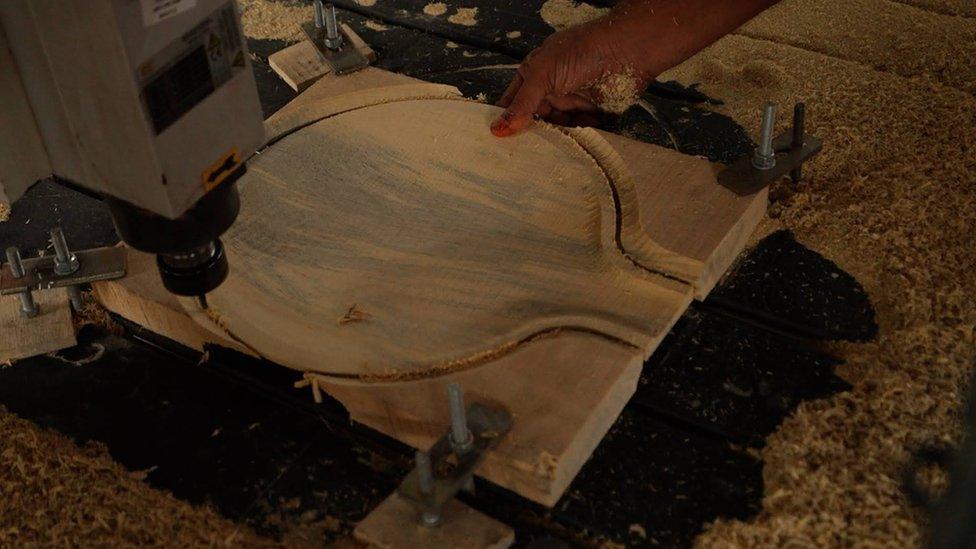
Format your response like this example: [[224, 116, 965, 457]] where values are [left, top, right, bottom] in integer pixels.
[[739, 0, 976, 95], [447, 7, 478, 27], [659, 16, 976, 548], [595, 69, 641, 114], [0, 407, 268, 546], [237, 0, 307, 42], [506, 30, 522, 39], [0, 203, 8, 222], [422, 2, 447, 17], [364, 20, 389, 32], [355, 0, 376, 6], [893, 0, 976, 16], [539, 0, 610, 31]]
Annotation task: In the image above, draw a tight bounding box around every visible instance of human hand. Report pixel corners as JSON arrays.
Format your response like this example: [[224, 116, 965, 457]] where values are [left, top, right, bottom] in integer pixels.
[[490, 20, 654, 137]]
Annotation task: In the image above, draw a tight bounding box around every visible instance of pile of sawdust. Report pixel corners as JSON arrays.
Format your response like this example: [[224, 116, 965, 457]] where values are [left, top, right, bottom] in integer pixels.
[[237, 0, 307, 42], [423, 2, 447, 17], [656, 6, 976, 547], [0, 407, 268, 546], [740, 0, 976, 95], [539, 0, 609, 31], [896, 0, 976, 16], [447, 7, 478, 27]]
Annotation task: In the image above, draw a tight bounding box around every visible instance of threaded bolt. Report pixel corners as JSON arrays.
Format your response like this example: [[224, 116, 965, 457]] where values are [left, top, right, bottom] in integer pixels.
[[50, 227, 79, 275], [448, 382, 474, 455], [752, 102, 777, 170], [313, 0, 325, 28], [415, 451, 441, 526], [323, 3, 343, 50], [6, 247, 39, 318]]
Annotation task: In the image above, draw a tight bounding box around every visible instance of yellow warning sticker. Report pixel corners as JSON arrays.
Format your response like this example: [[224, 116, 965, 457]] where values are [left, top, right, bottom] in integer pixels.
[[201, 148, 241, 192]]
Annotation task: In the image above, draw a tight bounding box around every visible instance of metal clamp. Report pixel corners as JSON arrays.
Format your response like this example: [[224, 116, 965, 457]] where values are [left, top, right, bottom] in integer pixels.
[[302, 1, 370, 75], [2, 227, 127, 316], [398, 383, 512, 527], [718, 102, 823, 196]]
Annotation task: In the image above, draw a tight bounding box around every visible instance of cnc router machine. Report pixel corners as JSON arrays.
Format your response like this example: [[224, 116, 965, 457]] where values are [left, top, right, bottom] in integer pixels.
[[0, 0, 265, 298]]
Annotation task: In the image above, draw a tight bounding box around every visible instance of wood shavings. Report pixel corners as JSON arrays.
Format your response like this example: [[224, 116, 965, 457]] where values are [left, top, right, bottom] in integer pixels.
[[355, 0, 376, 6], [423, 2, 447, 16], [236, 0, 307, 42], [540, 0, 609, 31], [448, 7, 478, 26], [670, 19, 976, 548], [506, 30, 522, 39], [0, 203, 8, 222], [364, 20, 389, 31], [0, 406, 267, 546]]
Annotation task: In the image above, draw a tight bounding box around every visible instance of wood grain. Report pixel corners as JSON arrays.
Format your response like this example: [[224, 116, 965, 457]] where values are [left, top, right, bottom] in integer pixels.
[[183, 95, 690, 378], [0, 289, 75, 361]]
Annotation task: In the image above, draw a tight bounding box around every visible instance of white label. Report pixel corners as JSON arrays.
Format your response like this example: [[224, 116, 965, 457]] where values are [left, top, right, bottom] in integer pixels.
[[141, 0, 197, 26]]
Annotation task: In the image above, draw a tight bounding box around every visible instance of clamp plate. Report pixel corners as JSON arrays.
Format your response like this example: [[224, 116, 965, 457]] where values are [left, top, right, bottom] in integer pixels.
[[1, 246, 127, 295]]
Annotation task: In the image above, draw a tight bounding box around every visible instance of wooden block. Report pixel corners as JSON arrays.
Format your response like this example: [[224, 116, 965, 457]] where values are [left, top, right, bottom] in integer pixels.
[[600, 132, 768, 298], [0, 288, 75, 361], [93, 66, 766, 508], [267, 25, 377, 93], [91, 248, 253, 356], [316, 331, 655, 506], [354, 493, 514, 549]]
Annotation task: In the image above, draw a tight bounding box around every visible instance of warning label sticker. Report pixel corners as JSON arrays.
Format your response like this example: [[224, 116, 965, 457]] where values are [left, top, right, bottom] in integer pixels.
[[140, 0, 197, 26]]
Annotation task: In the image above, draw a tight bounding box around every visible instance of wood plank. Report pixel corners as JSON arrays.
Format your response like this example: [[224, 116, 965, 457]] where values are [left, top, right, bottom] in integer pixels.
[[187, 92, 691, 379], [271, 67, 767, 297], [91, 248, 253, 356], [268, 24, 377, 93], [354, 493, 514, 548], [94, 64, 762, 508], [316, 331, 655, 506], [0, 288, 75, 362], [600, 133, 768, 298], [94, 253, 677, 505]]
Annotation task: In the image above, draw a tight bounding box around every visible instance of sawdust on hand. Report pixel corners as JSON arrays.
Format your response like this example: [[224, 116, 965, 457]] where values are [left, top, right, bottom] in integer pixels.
[[540, 0, 610, 31], [447, 7, 478, 27], [423, 2, 447, 16], [595, 69, 641, 114]]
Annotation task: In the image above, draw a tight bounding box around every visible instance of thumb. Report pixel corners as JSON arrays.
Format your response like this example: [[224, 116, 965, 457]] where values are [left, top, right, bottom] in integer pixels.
[[491, 73, 549, 137]]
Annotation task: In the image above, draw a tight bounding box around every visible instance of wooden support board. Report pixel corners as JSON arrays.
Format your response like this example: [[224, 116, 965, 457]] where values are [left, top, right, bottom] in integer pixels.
[[354, 494, 514, 548], [93, 66, 766, 507], [0, 289, 75, 362], [268, 25, 377, 92]]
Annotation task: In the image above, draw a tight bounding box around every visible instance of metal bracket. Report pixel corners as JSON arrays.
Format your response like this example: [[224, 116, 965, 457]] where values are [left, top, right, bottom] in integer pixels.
[[1, 246, 127, 294], [718, 103, 823, 196], [398, 402, 512, 525], [301, 1, 369, 76]]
